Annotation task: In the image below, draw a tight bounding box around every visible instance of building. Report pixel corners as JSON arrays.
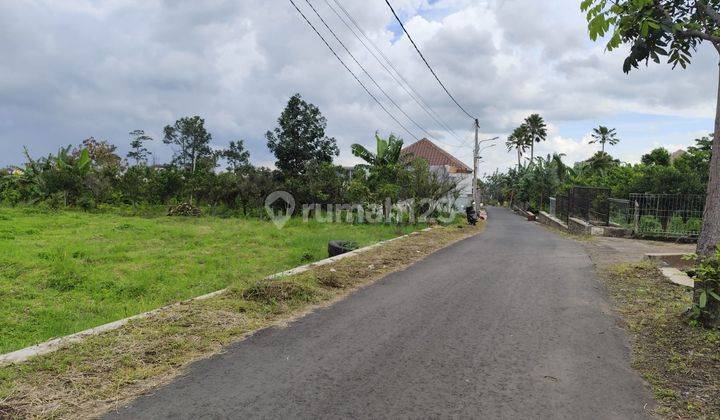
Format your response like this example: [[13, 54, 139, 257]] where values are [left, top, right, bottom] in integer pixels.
[[401, 138, 474, 209], [670, 149, 687, 163]]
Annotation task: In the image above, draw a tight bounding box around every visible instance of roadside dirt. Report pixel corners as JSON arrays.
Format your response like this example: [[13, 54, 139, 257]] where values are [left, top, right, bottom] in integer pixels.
[[578, 235, 719, 418]]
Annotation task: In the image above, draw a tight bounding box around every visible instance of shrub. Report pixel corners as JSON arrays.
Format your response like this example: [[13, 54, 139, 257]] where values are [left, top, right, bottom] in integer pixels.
[[686, 217, 702, 234], [638, 215, 662, 234], [667, 215, 686, 234], [687, 249, 720, 328]]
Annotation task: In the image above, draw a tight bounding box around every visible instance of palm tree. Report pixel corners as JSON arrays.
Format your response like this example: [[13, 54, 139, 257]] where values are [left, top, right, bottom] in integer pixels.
[[585, 151, 620, 172], [589, 126, 620, 153], [506, 125, 529, 170], [351, 133, 404, 167], [524, 114, 547, 163]]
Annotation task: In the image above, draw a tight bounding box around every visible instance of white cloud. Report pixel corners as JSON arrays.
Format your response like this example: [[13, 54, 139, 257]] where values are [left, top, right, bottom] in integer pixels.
[[0, 0, 715, 175]]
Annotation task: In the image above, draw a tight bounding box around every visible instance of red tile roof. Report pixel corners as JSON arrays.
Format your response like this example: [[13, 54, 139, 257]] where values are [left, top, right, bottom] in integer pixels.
[[401, 138, 472, 173]]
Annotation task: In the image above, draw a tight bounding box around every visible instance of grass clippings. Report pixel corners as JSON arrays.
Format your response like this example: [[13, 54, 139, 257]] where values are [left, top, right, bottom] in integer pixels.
[[600, 262, 720, 418], [0, 222, 483, 419]]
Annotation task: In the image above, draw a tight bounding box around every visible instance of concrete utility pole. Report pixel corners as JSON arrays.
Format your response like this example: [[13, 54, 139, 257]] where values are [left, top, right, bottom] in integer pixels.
[[472, 119, 479, 208], [472, 120, 498, 207]]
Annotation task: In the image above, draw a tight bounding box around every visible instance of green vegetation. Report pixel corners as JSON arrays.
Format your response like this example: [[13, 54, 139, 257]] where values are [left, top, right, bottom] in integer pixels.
[[0, 223, 483, 419], [686, 248, 720, 328], [483, 134, 711, 213], [0, 94, 462, 218], [638, 215, 662, 234], [580, 0, 720, 322], [0, 207, 422, 354]]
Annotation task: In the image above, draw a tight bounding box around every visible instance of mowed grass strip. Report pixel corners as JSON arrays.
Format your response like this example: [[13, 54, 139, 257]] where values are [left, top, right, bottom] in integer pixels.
[[0, 222, 483, 419], [0, 207, 422, 354]]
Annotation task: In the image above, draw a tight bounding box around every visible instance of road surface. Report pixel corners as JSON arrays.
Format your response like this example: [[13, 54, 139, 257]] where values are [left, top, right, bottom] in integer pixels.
[[108, 207, 652, 419]]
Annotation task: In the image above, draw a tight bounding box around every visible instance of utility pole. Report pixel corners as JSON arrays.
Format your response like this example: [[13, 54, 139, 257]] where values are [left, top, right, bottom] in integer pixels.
[[472, 118, 479, 209]]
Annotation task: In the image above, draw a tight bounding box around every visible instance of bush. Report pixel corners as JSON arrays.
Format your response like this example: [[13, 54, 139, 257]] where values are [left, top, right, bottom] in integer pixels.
[[639, 215, 662, 234], [667, 215, 686, 234], [687, 249, 720, 327], [686, 217, 702, 234]]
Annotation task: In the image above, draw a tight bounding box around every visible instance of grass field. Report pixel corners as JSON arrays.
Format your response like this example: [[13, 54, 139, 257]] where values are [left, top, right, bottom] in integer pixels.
[[0, 207, 421, 354]]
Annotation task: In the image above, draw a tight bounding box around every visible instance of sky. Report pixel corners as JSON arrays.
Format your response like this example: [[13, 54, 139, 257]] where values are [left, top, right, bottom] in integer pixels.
[[0, 0, 716, 178]]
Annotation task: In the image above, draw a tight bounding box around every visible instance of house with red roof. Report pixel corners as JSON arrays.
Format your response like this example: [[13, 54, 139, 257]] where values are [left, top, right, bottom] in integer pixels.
[[401, 138, 473, 209]]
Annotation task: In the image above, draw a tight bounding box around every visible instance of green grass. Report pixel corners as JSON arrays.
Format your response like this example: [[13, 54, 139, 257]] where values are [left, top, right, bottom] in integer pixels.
[[0, 207, 421, 354]]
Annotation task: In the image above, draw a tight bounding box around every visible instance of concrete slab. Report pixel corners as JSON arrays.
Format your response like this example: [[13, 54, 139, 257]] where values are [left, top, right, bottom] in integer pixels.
[[659, 267, 694, 288]]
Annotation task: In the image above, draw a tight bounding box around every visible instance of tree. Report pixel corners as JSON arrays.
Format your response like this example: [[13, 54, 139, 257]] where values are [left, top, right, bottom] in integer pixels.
[[642, 147, 672, 166], [524, 114, 547, 162], [74, 137, 122, 171], [222, 140, 251, 173], [674, 134, 713, 192], [351, 133, 404, 167], [128, 130, 153, 165], [506, 125, 530, 170], [163, 116, 213, 173], [589, 126, 620, 152], [585, 151, 621, 173], [580, 0, 720, 258], [266, 94, 339, 178]]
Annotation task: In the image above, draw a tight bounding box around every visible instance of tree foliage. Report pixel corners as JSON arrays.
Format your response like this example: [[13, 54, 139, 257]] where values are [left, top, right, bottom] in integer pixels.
[[163, 116, 213, 173], [128, 130, 152, 165], [641, 147, 672, 166], [582, 0, 720, 72], [589, 126, 620, 152], [351, 133, 404, 168], [524, 114, 547, 162], [266, 93, 339, 178], [222, 140, 251, 173]]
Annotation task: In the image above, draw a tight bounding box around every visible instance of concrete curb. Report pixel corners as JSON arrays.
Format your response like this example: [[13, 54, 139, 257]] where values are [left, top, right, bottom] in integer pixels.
[[0, 228, 432, 366]]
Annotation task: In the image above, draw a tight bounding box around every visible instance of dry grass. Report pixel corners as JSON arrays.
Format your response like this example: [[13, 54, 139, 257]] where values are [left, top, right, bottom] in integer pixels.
[[600, 262, 720, 418], [0, 222, 483, 419]]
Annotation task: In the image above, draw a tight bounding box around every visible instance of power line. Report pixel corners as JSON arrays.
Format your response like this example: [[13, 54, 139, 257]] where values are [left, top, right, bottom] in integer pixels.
[[287, 0, 418, 141], [303, 0, 436, 141], [384, 0, 476, 120], [325, 0, 466, 146]]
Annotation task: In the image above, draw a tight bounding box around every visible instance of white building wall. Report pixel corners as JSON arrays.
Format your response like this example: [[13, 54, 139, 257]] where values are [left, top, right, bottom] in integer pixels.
[[430, 165, 473, 210]]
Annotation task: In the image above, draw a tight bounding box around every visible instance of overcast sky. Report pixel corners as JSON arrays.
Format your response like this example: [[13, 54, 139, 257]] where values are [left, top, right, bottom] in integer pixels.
[[0, 0, 715, 176]]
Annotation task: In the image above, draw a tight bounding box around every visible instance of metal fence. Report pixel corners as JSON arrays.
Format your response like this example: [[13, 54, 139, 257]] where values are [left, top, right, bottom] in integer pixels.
[[630, 193, 705, 237], [556, 194, 570, 222], [569, 186, 611, 226], [609, 198, 633, 228]]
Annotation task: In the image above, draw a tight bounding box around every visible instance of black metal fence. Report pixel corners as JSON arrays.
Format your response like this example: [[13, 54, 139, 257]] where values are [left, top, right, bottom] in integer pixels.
[[552, 187, 611, 226], [569, 186, 610, 225], [556, 194, 570, 222]]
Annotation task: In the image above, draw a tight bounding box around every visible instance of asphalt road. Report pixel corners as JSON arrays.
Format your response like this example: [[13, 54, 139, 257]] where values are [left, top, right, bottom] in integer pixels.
[[108, 207, 652, 419]]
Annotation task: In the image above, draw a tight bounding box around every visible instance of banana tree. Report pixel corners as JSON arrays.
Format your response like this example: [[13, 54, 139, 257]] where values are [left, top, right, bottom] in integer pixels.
[[351, 132, 404, 168]]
